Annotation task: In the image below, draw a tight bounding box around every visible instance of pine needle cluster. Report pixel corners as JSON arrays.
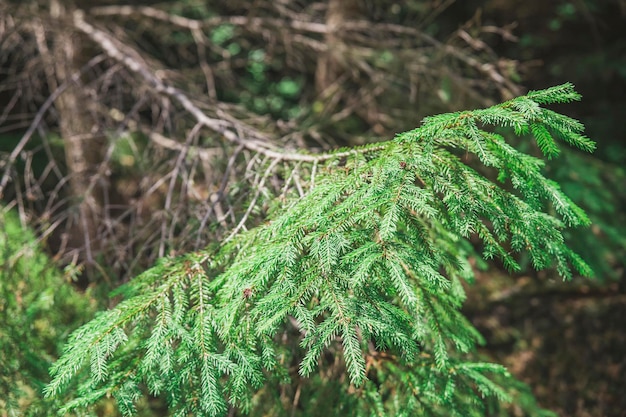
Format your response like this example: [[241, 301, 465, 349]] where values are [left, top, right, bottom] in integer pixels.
[[45, 84, 594, 416]]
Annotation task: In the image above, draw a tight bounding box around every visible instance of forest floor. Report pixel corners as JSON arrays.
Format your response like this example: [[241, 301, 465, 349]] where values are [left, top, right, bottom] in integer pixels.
[[466, 270, 626, 417]]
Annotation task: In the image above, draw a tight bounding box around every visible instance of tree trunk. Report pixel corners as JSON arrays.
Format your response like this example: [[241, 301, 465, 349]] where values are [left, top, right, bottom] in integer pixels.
[[50, 0, 106, 268], [315, 0, 362, 95]]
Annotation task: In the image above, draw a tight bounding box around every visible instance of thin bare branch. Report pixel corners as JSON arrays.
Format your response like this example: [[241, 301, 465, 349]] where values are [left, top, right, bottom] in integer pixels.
[[0, 54, 107, 198], [73, 10, 357, 163], [225, 157, 281, 243]]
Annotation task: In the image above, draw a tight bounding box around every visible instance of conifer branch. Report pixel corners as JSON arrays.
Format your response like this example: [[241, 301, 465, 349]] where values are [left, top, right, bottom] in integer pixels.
[[47, 84, 594, 416]]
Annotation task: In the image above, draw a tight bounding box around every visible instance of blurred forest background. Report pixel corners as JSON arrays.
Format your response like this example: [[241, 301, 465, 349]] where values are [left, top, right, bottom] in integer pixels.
[[0, 0, 624, 416]]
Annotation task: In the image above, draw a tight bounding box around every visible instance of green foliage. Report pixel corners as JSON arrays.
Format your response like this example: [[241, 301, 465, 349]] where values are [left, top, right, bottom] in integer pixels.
[[46, 84, 593, 416], [0, 207, 96, 416]]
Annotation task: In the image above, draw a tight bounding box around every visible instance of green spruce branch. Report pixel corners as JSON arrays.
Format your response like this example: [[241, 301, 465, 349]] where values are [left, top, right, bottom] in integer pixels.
[[46, 83, 594, 416]]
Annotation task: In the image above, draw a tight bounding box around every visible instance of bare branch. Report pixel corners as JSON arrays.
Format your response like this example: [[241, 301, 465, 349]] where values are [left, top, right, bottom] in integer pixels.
[[89, 5, 328, 34], [0, 54, 107, 198], [72, 10, 358, 163], [225, 157, 281, 243]]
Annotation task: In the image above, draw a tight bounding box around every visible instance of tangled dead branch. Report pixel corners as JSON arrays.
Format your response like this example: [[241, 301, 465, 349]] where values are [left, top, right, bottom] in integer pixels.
[[0, 0, 521, 280]]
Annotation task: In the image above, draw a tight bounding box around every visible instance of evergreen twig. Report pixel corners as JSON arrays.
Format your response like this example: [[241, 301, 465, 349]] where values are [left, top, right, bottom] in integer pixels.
[[46, 84, 593, 416]]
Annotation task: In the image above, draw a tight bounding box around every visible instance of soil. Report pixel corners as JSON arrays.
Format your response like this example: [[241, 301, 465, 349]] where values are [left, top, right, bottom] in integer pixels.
[[466, 271, 626, 416]]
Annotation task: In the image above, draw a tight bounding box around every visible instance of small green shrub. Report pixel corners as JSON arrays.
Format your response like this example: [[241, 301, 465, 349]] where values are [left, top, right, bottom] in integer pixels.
[[0, 207, 95, 416]]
